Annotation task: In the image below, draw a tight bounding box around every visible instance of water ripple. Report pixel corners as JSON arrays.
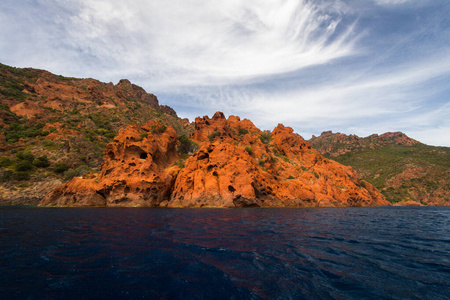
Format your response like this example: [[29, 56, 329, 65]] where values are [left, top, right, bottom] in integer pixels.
[[0, 206, 449, 299]]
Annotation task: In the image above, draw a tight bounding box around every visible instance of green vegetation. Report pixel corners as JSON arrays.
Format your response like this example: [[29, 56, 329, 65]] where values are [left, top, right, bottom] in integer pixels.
[[15, 160, 33, 172], [245, 146, 253, 155], [0, 157, 13, 167], [0, 63, 38, 101], [42, 140, 60, 150], [140, 132, 148, 140], [16, 151, 34, 162], [208, 131, 220, 142], [2, 122, 49, 143], [17, 182, 31, 188], [87, 112, 115, 140], [150, 124, 167, 134], [259, 131, 272, 144], [258, 159, 265, 168], [64, 165, 91, 180], [177, 134, 199, 154], [239, 128, 249, 135], [33, 155, 50, 168], [334, 144, 450, 188], [12, 171, 31, 181], [330, 144, 450, 203], [0, 151, 38, 182], [53, 162, 69, 174], [173, 159, 185, 169]]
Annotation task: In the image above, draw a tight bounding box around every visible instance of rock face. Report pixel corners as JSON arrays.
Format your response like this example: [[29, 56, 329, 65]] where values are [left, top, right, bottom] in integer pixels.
[[40, 120, 180, 207], [168, 112, 389, 207], [40, 112, 390, 207]]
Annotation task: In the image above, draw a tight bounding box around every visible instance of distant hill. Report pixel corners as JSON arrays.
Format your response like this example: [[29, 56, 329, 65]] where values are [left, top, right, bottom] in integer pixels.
[[0, 63, 193, 205], [309, 131, 450, 206]]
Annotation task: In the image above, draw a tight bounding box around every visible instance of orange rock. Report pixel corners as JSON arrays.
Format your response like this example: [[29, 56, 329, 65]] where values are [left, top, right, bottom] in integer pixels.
[[39, 177, 106, 207], [41, 112, 390, 207], [168, 112, 390, 207], [43, 122, 81, 140], [10, 100, 46, 118], [40, 120, 181, 207]]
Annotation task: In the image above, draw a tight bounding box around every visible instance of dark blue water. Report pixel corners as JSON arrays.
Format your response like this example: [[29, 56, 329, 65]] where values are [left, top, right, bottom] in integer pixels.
[[1, 207, 449, 300]]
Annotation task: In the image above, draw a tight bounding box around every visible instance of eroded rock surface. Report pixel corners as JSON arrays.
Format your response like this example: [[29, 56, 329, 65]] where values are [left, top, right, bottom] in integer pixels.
[[41, 112, 390, 207], [168, 112, 389, 207], [41, 120, 180, 207]]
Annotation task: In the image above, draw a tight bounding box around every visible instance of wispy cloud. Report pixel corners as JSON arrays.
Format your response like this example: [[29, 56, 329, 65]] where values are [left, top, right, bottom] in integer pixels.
[[62, 0, 359, 87], [0, 0, 449, 146], [165, 51, 450, 145], [373, 0, 409, 5]]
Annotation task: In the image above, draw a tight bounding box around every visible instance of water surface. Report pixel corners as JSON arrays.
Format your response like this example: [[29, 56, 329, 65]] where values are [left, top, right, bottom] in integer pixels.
[[1, 207, 449, 299]]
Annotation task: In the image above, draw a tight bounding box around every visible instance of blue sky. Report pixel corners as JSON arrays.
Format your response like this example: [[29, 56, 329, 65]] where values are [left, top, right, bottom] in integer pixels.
[[1, 0, 449, 146]]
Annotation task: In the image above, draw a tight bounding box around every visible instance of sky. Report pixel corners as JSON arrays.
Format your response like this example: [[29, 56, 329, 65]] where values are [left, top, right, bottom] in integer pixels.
[[1, 0, 449, 146]]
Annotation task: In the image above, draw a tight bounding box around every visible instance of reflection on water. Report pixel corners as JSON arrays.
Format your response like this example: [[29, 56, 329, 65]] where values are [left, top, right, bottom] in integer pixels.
[[1, 207, 449, 299]]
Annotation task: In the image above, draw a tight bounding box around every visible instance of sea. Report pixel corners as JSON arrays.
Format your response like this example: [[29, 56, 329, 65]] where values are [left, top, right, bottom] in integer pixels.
[[1, 206, 449, 300]]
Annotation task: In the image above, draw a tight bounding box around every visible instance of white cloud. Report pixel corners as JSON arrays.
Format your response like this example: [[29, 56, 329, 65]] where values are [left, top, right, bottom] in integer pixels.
[[60, 0, 358, 87], [1, 0, 449, 146], [166, 52, 450, 146], [373, 0, 409, 5], [178, 53, 450, 118]]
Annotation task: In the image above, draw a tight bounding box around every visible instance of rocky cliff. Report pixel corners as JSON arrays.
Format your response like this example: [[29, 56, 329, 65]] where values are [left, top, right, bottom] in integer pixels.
[[40, 112, 390, 207], [0, 63, 193, 205], [40, 120, 181, 207]]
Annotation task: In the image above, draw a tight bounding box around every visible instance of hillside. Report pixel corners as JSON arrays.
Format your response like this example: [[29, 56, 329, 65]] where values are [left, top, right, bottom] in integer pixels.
[[0, 63, 193, 205], [309, 131, 450, 206]]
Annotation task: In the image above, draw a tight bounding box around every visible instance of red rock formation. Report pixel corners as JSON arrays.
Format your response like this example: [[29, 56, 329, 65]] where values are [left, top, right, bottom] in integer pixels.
[[40, 120, 181, 207], [168, 113, 389, 207], [39, 177, 106, 207], [9, 100, 47, 118], [41, 112, 390, 207], [43, 122, 82, 140]]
